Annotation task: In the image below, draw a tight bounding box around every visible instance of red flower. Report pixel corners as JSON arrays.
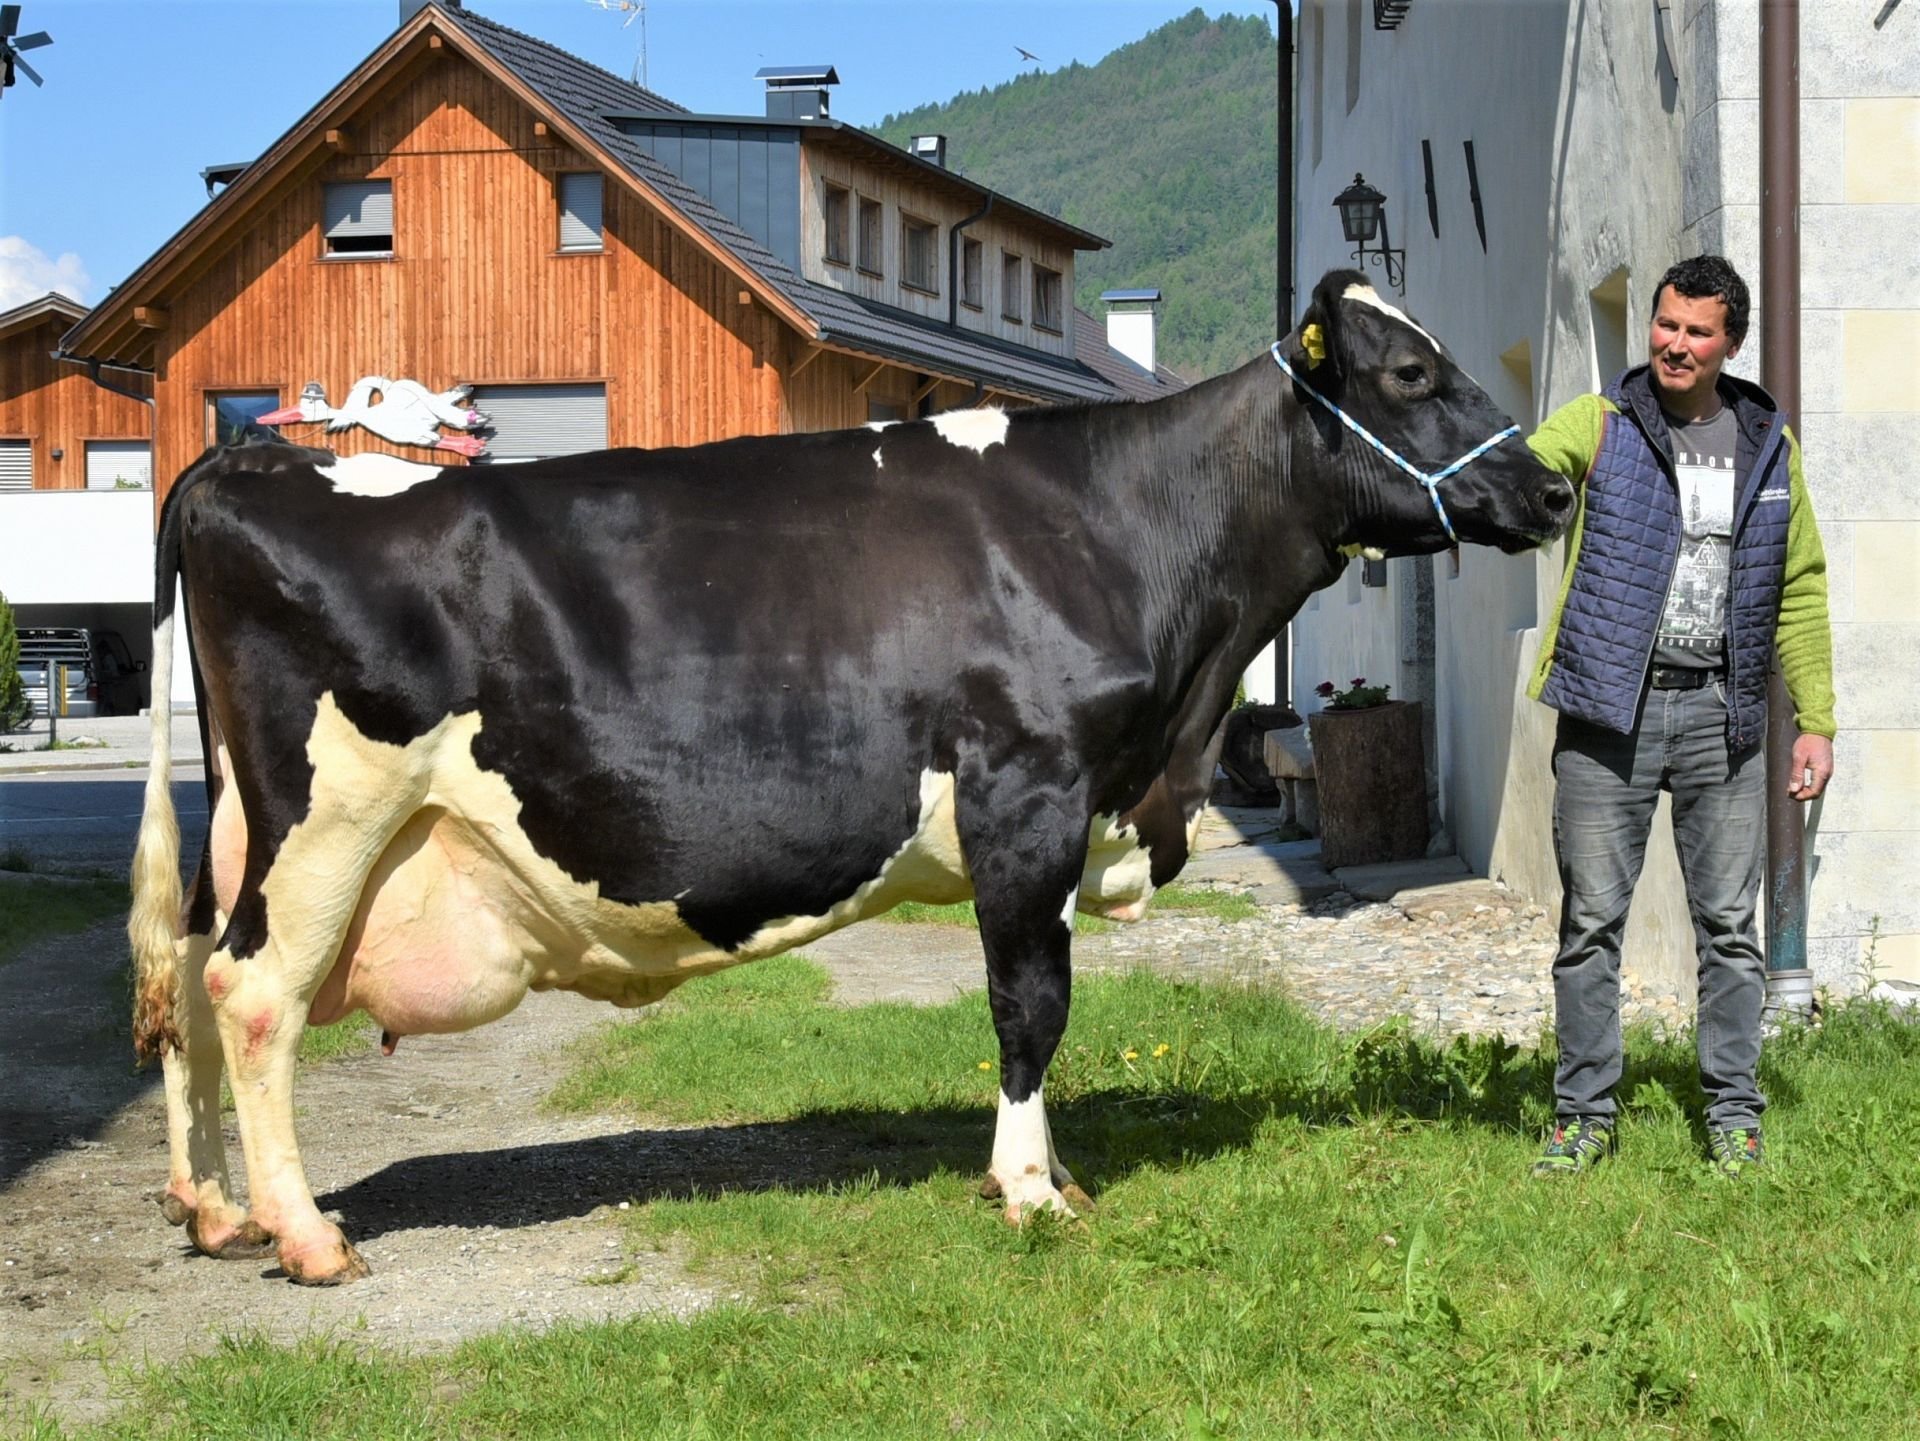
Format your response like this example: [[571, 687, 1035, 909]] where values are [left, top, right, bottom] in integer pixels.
[[1350, 677, 1367, 688], [1315, 681, 1336, 697]]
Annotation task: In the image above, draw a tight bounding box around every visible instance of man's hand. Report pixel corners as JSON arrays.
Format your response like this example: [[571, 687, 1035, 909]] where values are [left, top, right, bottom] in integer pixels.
[[1789, 733, 1834, 801]]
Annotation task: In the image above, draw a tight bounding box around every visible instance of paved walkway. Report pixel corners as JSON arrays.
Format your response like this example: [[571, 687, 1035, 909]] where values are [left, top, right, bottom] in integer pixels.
[[0, 712, 198, 774]]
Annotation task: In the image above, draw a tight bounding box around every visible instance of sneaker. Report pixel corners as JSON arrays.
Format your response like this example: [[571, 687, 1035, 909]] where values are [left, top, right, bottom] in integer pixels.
[[1530, 1119, 1614, 1178], [1708, 1126, 1764, 1178]]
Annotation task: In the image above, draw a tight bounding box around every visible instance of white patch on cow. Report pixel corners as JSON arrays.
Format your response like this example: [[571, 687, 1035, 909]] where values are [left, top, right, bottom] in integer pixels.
[[863, 420, 898, 432], [1059, 885, 1080, 929], [873, 447, 884, 469], [991, 1088, 1076, 1217], [930, 407, 1010, 455], [314, 452, 446, 498], [1342, 282, 1440, 351], [1080, 812, 1156, 921]]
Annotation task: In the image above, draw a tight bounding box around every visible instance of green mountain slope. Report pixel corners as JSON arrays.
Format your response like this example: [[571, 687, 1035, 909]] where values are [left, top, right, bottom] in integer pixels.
[[874, 8, 1280, 381]]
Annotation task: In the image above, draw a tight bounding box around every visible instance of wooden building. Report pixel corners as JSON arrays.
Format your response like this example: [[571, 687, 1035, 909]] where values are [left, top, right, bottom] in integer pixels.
[[0, 293, 150, 493], [57, 1, 1180, 510]]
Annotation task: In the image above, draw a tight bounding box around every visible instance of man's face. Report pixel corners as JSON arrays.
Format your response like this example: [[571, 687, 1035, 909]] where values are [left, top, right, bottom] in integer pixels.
[[1648, 287, 1741, 408]]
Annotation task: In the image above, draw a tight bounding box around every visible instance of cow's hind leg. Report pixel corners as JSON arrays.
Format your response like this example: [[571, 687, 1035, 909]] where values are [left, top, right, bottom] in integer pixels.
[[958, 768, 1090, 1223]]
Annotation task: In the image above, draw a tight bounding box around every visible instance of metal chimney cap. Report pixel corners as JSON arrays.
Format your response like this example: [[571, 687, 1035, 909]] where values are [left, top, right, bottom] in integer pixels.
[[1101, 288, 1162, 305], [755, 64, 840, 85]]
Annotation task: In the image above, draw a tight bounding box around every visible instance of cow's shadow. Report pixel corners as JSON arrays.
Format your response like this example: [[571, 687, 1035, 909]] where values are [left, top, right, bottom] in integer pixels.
[[315, 1088, 1290, 1241]]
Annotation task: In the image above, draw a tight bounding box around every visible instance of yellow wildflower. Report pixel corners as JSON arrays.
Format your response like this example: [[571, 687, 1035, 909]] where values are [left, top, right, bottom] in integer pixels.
[[978, 1061, 992, 1071], [1153, 1043, 1170, 1058], [1124, 1049, 1139, 1061]]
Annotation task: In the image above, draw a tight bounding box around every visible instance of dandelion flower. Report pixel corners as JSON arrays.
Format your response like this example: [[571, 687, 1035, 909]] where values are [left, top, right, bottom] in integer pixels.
[[1153, 1043, 1170, 1058], [978, 1061, 992, 1071], [1124, 1049, 1139, 1061]]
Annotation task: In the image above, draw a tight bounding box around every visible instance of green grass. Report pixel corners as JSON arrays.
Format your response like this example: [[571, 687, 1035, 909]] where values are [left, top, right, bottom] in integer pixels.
[[0, 873, 130, 966], [882, 883, 1260, 936], [60, 963, 1920, 1440], [298, 1012, 379, 1063]]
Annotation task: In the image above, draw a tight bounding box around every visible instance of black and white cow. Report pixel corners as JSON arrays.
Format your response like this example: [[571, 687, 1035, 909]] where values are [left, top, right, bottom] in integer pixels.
[[129, 271, 1573, 1284]]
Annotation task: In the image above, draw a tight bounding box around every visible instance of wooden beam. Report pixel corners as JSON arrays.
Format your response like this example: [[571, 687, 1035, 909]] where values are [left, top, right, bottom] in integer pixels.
[[789, 343, 824, 377], [851, 361, 888, 395], [133, 306, 169, 331], [738, 290, 754, 307], [910, 375, 941, 405], [428, 33, 443, 50], [324, 128, 350, 152], [533, 120, 550, 139]]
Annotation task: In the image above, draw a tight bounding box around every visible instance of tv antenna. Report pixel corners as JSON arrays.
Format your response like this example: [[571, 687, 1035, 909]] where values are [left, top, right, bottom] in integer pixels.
[[587, 0, 647, 91], [1, 5, 55, 97]]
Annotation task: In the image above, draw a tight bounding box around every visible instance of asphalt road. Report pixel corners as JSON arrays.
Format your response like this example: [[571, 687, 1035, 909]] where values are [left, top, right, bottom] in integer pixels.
[[0, 765, 207, 876]]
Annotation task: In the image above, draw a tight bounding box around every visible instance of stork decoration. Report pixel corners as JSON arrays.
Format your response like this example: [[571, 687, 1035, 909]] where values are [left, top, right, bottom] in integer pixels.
[[257, 378, 492, 458]]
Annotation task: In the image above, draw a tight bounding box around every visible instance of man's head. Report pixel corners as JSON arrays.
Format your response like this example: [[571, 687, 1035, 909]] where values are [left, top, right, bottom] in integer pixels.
[[1647, 255, 1749, 416]]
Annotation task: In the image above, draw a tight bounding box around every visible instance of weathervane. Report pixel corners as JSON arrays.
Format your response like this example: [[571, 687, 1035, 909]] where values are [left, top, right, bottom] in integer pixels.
[[1, 4, 54, 97]]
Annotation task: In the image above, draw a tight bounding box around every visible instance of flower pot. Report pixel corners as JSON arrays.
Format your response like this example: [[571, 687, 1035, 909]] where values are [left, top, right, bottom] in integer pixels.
[[1306, 699, 1429, 869]]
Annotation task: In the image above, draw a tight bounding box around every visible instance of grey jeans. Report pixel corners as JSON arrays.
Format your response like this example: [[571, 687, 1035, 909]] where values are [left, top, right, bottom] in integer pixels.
[[1550, 681, 1768, 1131]]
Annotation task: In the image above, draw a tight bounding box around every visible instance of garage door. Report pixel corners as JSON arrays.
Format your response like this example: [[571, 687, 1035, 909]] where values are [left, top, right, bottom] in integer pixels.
[[470, 383, 607, 462], [86, 440, 153, 491], [0, 438, 29, 491]]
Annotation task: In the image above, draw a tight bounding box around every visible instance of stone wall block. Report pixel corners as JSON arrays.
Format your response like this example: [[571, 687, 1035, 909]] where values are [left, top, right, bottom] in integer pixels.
[[1800, 98, 1849, 206], [1843, 98, 1919, 204], [1829, 625, 1920, 729], [1805, 6, 1920, 99], [1801, 208, 1920, 308], [1851, 522, 1920, 623], [1797, 308, 1845, 415], [1816, 727, 1920, 832], [1808, 831, 1920, 937], [1842, 311, 1920, 413], [1797, 413, 1920, 520]]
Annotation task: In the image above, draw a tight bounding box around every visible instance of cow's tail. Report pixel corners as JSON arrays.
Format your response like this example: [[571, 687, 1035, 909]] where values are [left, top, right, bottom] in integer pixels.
[[129, 476, 194, 1062]]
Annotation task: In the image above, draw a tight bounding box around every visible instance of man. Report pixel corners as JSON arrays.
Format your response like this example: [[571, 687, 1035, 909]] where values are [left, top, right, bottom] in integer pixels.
[[1524, 255, 1835, 1179]]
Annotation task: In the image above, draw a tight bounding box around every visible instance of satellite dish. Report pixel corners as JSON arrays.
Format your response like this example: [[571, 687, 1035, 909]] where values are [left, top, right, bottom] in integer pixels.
[[2, 4, 55, 95]]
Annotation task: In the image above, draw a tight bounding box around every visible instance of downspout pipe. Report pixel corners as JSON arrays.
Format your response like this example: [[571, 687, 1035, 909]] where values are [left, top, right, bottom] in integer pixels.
[[948, 193, 993, 330], [1271, 0, 1296, 708], [1759, 0, 1813, 1019]]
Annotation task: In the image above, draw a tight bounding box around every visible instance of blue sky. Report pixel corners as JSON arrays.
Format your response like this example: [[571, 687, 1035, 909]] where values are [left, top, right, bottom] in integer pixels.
[[0, 0, 1274, 311]]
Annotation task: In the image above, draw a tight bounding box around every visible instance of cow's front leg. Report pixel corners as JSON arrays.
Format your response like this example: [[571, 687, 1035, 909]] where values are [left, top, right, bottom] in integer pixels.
[[959, 770, 1091, 1223]]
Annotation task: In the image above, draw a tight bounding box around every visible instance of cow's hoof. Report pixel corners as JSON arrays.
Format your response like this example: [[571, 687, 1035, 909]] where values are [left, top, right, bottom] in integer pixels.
[[1059, 1182, 1095, 1213], [978, 1172, 1003, 1201], [189, 1212, 275, 1260], [281, 1237, 371, 1286], [157, 1187, 194, 1227]]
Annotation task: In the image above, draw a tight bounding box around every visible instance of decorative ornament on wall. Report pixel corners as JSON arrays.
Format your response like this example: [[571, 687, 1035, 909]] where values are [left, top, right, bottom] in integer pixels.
[[257, 378, 492, 457]]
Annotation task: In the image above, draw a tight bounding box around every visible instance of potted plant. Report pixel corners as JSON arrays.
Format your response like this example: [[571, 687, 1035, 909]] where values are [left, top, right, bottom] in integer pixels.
[[1306, 677, 1428, 868]]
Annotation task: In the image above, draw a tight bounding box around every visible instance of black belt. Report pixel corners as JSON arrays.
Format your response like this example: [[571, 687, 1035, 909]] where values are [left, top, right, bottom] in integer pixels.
[[1649, 665, 1721, 691]]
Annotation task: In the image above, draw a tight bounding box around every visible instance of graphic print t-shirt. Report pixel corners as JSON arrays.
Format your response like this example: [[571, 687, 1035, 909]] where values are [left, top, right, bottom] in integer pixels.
[[1654, 405, 1740, 672]]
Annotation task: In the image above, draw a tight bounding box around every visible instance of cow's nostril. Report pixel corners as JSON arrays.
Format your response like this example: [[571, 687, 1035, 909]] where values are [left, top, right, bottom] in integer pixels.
[[1544, 482, 1576, 519]]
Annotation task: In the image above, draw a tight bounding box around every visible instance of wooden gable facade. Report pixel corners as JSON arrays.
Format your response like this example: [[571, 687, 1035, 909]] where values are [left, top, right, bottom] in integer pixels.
[[0, 296, 150, 492], [60, 5, 1128, 510]]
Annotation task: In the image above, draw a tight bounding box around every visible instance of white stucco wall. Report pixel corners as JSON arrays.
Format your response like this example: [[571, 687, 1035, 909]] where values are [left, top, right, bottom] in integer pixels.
[[1679, 1, 1920, 995]]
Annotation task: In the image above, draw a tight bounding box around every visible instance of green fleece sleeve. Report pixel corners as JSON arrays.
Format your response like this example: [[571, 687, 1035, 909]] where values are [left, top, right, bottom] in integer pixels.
[[1777, 427, 1837, 738], [1525, 393, 1606, 485]]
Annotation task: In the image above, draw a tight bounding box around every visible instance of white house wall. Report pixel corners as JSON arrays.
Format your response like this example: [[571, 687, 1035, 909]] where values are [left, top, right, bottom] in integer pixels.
[[1679, 1, 1920, 995]]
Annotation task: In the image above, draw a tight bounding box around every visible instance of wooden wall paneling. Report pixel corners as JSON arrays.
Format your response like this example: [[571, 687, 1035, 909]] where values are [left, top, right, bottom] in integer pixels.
[[0, 318, 152, 490]]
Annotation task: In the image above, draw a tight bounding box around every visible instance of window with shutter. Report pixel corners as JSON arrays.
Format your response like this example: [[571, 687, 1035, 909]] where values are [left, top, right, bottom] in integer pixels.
[[0, 438, 30, 492], [85, 440, 153, 491], [467, 383, 608, 462], [323, 181, 394, 256], [558, 173, 604, 251]]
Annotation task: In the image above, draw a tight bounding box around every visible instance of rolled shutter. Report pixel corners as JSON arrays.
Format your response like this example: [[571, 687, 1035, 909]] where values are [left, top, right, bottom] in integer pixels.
[[324, 181, 393, 243], [469, 384, 607, 461], [559, 173, 604, 250], [86, 440, 153, 491], [0, 439, 30, 491]]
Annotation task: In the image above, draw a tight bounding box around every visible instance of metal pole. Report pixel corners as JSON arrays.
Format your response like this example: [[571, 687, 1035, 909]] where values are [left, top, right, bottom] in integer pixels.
[[1759, 0, 1812, 1018], [1272, 0, 1295, 709], [48, 662, 60, 749]]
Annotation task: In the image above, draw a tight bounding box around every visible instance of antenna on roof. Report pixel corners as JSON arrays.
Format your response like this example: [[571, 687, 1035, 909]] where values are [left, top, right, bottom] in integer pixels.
[[586, 0, 647, 90]]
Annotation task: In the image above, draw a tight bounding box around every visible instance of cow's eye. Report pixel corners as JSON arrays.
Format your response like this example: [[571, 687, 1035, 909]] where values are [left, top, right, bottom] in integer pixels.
[[1395, 364, 1428, 387]]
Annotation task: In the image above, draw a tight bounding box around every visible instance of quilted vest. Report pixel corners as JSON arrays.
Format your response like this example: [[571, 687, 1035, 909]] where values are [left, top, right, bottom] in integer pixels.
[[1539, 366, 1792, 750]]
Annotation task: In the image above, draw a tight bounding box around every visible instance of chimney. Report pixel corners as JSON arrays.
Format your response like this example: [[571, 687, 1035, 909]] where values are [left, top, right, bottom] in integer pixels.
[[400, 0, 456, 23], [755, 65, 840, 122], [1101, 288, 1162, 375], [909, 134, 948, 168]]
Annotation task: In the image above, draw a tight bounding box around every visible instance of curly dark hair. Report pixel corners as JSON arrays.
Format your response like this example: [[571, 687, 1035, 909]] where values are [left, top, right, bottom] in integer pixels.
[[1651, 254, 1750, 346]]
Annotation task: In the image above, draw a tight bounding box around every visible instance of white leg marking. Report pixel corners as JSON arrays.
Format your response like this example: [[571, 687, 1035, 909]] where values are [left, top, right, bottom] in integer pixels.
[[315, 452, 448, 497], [1341, 282, 1440, 351], [1059, 885, 1079, 929], [930, 407, 1010, 454], [991, 1088, 1076, 1219]]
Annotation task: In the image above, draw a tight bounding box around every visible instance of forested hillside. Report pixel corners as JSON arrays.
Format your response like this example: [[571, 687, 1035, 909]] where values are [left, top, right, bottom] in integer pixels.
[[874, 8, 1280, 381]]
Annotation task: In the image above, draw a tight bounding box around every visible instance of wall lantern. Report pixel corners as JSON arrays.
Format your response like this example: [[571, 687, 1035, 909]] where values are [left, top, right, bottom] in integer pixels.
[[1333, 173, 1405, 296]]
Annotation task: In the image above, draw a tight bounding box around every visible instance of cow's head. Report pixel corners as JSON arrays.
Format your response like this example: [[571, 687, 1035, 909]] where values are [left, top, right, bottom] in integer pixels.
[[1279, 270, 1574, 555]]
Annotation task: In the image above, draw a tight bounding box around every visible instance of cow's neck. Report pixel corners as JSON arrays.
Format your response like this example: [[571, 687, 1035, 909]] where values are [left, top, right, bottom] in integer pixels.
[[1086, 360, 1350, 693]]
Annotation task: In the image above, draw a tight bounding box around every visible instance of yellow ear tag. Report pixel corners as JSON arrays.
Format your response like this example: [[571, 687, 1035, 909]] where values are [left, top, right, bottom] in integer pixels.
[[1301, 323, 1327, 368]]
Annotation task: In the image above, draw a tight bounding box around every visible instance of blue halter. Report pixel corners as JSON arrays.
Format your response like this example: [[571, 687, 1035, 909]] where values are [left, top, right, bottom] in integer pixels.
[[1269, 341, 1520, 544]]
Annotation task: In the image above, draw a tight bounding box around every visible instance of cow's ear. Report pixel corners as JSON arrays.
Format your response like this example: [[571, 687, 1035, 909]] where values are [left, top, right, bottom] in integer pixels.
[[1288, 272, 1353, 381]]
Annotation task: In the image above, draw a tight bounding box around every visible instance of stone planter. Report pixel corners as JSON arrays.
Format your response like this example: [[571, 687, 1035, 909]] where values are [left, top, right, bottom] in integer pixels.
[[1307, 699, 1429, 869]]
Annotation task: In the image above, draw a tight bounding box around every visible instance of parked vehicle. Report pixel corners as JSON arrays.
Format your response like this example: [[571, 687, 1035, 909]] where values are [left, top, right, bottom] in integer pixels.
[[90, 628, 146, 715], [17, 628, 100, 719]]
